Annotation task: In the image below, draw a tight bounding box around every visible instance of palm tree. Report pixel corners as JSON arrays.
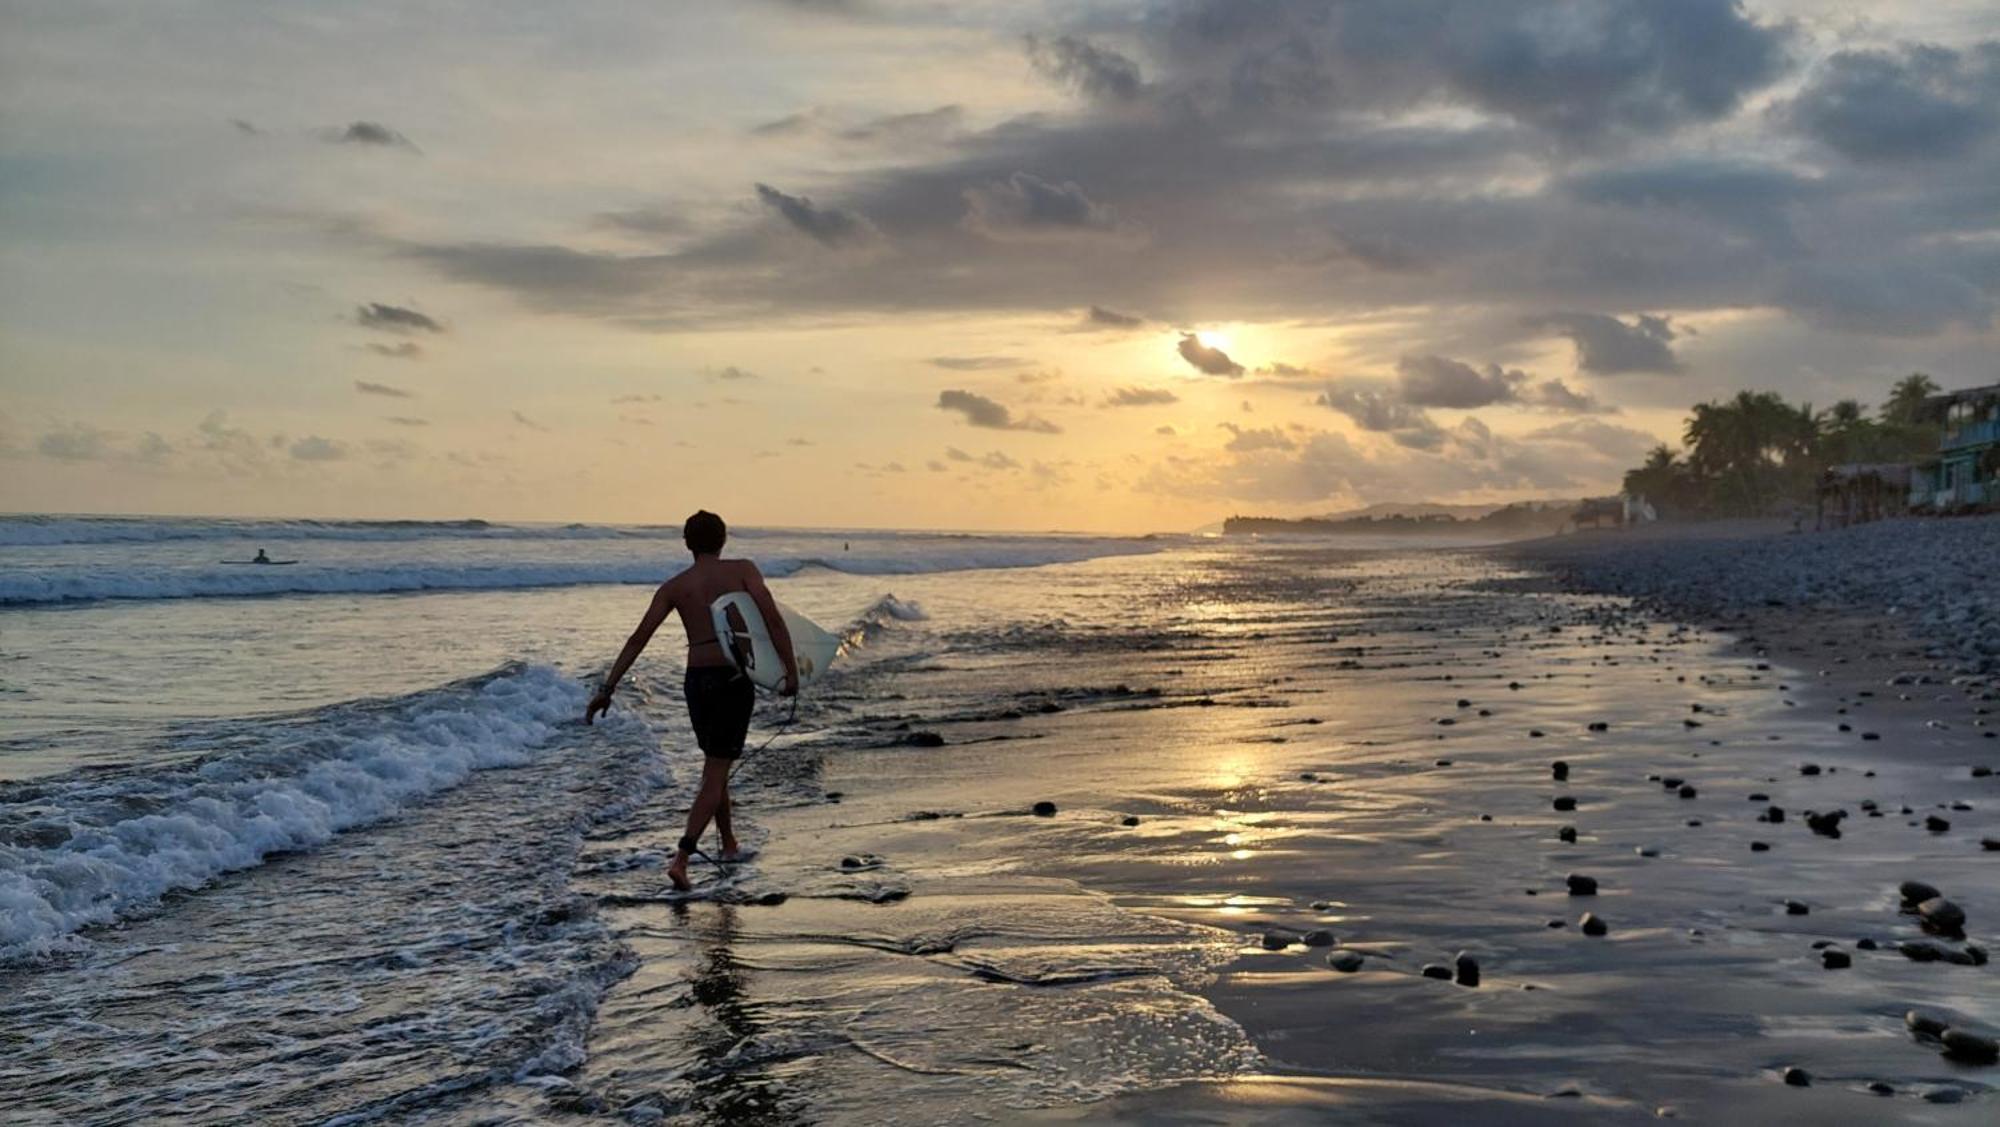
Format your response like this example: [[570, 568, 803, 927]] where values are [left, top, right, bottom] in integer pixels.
[[1881, 373, 1940, 427]]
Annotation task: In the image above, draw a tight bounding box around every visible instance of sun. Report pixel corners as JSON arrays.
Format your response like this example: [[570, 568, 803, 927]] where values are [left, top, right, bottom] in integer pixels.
[[1196, 329, 1234, 352]]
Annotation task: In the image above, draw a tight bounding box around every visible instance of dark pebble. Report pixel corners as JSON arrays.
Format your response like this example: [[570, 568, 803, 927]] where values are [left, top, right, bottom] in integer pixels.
[[1799, 764, 1821, 776], [1262, 931, 1299, 950], [904, 731, 946, 747], [1784, 900, 1809, 916], [1557, 826, 1577, 843], [1421, 963, 1452, 980], [1454, 952, 1481, 987], [1328, 951, 1364, 972], [1677, 784, 1697, 799], [1302, 929, 1336, 947], [1782, 1067, 1811, 1087], [1925, 815, 1951, 832], [1566, 873, 1598, 896], [1121, 815, 1140, 827], [1553, 796, 1577, 812], [1588, 722, 1609, 732], [1821, 949, 1850, 969], [1751, 841, 1771, 852], [1551, 761, 1569, 780], [1941, 1029, 2000, 1064], [1900, 880, 1942, 905], [1907, 1011, 1949, 1037], [1580, 912, 1608, 937], [1031, 801, 1057, 817], [1918, 896, 1966, 931]]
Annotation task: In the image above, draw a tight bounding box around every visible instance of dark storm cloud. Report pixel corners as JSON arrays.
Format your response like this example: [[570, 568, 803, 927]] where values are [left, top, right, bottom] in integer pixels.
[[1153, 0, 1792, 140], [1562, 159, 1816, 254], [1103, 386, 1179, 407], [936, 389, 1062, 433], [355, 303, 445, 334], [1396, 354, 1525, 408], [354, 380, 414, 398], [754, 182, 877, 246], [1528, 312, 1683, 374], [1026, 34, 1144, 102], [327, 121, 418, 150], [1782, 42, 2000, 163], [1176, 333, 1243, 377], [364, 4, 1994, 346], [962, 172, 1127, 242]]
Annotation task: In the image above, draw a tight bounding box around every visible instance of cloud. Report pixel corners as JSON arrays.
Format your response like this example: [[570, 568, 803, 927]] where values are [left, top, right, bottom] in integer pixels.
[[364, 341, 424, 360], [1529, 312, 1683, 374], [839, 104, 963, 143], [1396, 354, 1526, 408], [1315, 380, 1445, 449], [962, 172, 1131, 243], [612, 394, 662, 404], [754, 182, 878, 246], [512, 411, 549, 432], [230, 118, 260, 136], [707, 365, 759, 380], [1782, 42, 2000, 163], [326, 121, 417, 150], [593, 207, 689, 239], [1176, 333, 1244, 377], [1081, 305, 1144, 329], [936, 389, 1061, 433], [37, 423, 116, 461], [385, 416, 429, 426], [1026, 34, 1143, 102], [1220, 423, 1295, 452], [288, 435, 346, 461], [1777, 258, 1995, 337], [354, 380, 414, 398], [1103, 386, 1179, 407], [1527, 378, 1612, 415], [928, 356, 1028, 371], [355, 303, 445, 334]]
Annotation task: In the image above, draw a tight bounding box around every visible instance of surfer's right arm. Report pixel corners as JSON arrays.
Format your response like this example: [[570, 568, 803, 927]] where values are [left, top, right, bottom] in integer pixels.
[[586, 582, 675, 724]]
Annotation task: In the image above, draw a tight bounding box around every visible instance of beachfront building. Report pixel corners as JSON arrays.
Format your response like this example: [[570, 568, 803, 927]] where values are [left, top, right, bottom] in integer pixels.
[[1909, 382, 2000, 511]]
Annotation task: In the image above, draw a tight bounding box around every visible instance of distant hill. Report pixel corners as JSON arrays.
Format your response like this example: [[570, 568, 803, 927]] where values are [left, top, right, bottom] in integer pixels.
[[1223, 500, 1577, 540]]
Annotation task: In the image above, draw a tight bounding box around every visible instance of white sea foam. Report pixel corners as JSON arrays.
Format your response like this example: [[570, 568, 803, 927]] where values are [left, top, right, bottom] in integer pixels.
[[0, 545, 1161, 605], [0, 663, 596, 961]]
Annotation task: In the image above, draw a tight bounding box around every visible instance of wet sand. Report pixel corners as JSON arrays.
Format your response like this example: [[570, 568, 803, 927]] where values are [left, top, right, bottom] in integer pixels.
[[551, 543, 1994, 1124]]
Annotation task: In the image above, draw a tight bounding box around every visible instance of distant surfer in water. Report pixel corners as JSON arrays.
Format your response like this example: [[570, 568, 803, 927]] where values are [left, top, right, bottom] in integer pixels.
[[253, 548, 271, 564], [585, 510, 797, 892]]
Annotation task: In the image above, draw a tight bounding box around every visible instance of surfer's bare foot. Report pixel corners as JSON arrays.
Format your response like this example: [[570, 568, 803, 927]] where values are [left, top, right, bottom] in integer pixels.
[[720, 833, 742, 859], [667, 852, 692, 892]]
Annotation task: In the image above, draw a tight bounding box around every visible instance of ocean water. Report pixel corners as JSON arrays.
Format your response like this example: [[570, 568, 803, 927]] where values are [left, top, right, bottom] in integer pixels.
[[6, 517, 1995, 1124], [0, 517, 1193, 1122]]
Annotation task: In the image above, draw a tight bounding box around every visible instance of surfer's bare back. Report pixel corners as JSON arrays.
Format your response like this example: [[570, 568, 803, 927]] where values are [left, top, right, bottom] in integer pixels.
[[585, 510, 796, 891]]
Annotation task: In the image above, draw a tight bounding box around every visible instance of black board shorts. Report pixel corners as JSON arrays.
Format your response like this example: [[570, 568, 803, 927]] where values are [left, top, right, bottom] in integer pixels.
[[685, 666, 755, 759]]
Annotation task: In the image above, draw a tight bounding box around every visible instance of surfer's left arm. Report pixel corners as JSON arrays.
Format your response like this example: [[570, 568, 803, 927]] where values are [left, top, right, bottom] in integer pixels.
[[586, 583, 674, 723], [743, 564, 799, 695]]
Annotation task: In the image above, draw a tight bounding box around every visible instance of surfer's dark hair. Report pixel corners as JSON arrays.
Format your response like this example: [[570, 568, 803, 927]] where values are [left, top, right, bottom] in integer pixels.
[[684, 510, 726, 555]]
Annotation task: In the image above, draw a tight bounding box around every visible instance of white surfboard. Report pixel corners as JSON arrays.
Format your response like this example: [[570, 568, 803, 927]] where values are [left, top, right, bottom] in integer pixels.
[[709, 592, 842, 692]]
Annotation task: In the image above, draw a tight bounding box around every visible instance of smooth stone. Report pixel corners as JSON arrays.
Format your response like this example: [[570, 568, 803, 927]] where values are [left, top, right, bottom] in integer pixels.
[[1031, 801, 1057, 817], [1856, 937, 1877, 950], [1821, 949, 1850, 969], [1782, 1067, 1811, 1087], [1580, 912, 1608, 937], [1940, 1029, 2000, 1064], [904, 731, 946, 747], [1899, 940, 1947, 962], [1566, 873, 1599, 896], [1983, 837, 2000, 851], [1301, 929, 1336, 947], [1551, 761, 1569, 780], [1530, 730, 1546, 738], [1553, 796, 1577, 812], [1907, 1011, 1949, 1037], [1328, 951, 1364, 972], [1784, 900, 1809, 916], [1262, 931, 1298, 950], [1421, 963, 1452, 980], [1751, 841, 1771, 852], [1636, 846, 1659, 857], [1867, 1082, 1895, 1096], [1454, 952, 1480, 987], [1588, 722, 1609, 732], [1901, 880, 1943, 904], [1557, 826, 1577, 843], [1918, 897, 1966, 931], [1310, 900, 1334, 911], [1799, 764, 1821, 776], [1923, 1087, 1966, 1105], [1925, 815, 1951, 832], [1120, 815, 1140, 827], [1677, 784, 1697, 799], [1766, 806, 1786, 823]]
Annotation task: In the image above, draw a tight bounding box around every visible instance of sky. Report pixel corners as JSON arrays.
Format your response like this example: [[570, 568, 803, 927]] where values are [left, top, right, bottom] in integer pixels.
[[2, 0, 1998, 534]]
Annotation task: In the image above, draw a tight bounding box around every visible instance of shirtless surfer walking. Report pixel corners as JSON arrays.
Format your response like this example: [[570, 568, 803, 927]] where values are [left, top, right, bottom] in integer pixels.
[[585, 510, 797, 892]]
